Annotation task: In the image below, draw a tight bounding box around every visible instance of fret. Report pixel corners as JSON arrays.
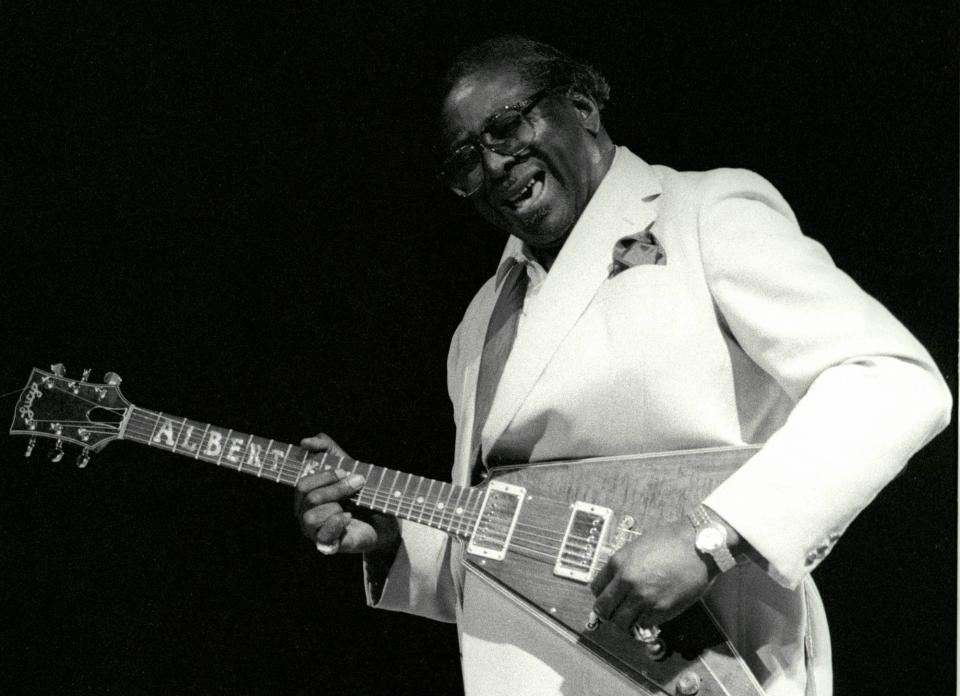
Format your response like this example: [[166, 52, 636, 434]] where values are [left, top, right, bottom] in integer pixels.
[[149, 412, 165, 444], [419, 480, 434, 524], [233, 434, 249, 469], [371, 466, 389, 513], [177, 419, 203, 456], [398, 473, 414, 518], [318, 451, 330, 473], [171, 417, 188, 454], [295, 449, 310, 481], [248, 435, 263, 472], [431, 481, 447, 530], [276, 443, 293, 481], [387, 470, 401, 514], [435, 482, 454, 532], [356, 462, 375, 506], [195, 424, 211, 459], [465, 489, 481, 535], [347, 456, 357, 475], [462, 486, 474, 536], [408, 476, 425, 522], [364, 462, 378, 506], [452, 486, 467, 536], [276, 446, 293, 483], [427, 480, 442, 527], [216, 429, 234, 466], [259, 439, 274, 478], [233, 433, 254, 471], [442, 483, 458, 533]]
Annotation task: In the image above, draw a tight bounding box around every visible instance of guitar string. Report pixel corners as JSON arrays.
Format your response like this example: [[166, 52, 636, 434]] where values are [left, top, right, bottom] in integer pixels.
[[350, 488, 592, 555], [30, 381, 680, 551], [50, 414, 627, 555], [42, 415, 607, 560], [115, 433, 602, 564], [54, 412, 639, 560]]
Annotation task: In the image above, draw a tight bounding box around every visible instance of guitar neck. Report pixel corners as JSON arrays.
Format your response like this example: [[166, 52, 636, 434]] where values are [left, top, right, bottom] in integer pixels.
[[121, 406, 480, 540]]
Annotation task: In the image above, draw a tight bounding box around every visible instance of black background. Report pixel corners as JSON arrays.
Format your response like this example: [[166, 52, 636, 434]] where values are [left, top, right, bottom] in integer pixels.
[[1, 3, 956, 695]]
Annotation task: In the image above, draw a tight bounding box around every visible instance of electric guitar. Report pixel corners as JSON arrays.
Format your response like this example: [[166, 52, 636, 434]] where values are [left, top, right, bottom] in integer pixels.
[[11, 365, 767, 696]]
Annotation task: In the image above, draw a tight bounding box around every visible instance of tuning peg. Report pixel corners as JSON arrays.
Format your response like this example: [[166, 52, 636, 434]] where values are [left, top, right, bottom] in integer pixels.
[[24, 437, 37, 458], [76, 450, 91, 469], [104, 372, 122, 386], [81, 368, 91, 382], [48, 440, 65, 463], [50, 363, 66, 377]]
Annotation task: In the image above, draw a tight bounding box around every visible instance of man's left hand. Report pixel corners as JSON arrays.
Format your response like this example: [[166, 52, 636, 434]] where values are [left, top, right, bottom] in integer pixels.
[[589, 521, 713, 632]]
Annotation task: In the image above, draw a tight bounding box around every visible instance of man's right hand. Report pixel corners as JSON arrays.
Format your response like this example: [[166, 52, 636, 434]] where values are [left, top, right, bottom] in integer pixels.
[[294, 433, 400, 555]]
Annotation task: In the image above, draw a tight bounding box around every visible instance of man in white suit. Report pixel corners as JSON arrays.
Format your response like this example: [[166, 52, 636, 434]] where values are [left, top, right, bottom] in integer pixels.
[[294, 37, 951, 696]]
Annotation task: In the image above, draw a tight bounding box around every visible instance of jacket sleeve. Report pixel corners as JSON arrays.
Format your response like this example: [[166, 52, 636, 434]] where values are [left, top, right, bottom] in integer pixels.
[[360, 308, 485, 623], [362, 521, 458, 623], [697, 169, 952, 588]]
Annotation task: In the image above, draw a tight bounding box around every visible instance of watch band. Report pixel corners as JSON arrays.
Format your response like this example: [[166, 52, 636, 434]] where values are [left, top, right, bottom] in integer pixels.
[[688, 505, 737, 573]]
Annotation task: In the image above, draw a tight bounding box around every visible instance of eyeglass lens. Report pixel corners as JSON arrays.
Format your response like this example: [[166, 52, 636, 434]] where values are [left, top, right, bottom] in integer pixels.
[[445, 110, 534, 196]]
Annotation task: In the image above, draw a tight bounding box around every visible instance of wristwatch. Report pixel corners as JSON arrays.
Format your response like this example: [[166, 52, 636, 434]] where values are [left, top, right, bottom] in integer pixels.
[[688, 505, 737, 573]]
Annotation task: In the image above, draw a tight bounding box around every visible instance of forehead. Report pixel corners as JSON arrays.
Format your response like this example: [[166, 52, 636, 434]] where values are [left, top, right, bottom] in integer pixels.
[[441, 67, 535, 146]]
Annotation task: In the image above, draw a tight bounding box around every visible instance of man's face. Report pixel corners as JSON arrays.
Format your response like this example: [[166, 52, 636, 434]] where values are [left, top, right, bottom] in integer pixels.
[[441, 67, 604, 251]]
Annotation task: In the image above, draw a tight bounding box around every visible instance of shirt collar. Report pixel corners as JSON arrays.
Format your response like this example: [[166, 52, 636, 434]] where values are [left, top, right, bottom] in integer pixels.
[[495, 242, 540, 288]]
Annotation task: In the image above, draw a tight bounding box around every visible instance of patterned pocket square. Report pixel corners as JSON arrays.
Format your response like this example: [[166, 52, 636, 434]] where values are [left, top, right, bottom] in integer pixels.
[[610, 227, 666, 276]]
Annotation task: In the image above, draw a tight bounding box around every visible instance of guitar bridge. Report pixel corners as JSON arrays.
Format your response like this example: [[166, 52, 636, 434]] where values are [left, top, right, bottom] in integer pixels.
[[553, 501, 612, 582], [467, 480, 526, 561]]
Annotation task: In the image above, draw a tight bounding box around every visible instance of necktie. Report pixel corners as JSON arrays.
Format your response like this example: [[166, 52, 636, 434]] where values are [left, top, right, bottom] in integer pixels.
[[472, 260, 529, 470]]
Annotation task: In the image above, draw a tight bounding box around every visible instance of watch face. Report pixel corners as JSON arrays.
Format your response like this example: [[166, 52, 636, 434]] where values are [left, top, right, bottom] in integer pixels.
[[697, 526, 725, 553]]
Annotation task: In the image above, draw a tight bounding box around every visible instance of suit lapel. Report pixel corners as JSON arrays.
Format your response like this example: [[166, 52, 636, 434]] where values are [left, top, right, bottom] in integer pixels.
[[480, 148, 663, 454]]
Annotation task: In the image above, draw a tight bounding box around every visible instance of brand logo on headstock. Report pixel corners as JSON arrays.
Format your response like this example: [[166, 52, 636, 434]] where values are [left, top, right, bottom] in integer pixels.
[[18, 381, 42, 428]]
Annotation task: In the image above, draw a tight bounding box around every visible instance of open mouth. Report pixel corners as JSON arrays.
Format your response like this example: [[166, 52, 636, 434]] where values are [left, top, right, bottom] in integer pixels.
[[508, 172, 546, 212]]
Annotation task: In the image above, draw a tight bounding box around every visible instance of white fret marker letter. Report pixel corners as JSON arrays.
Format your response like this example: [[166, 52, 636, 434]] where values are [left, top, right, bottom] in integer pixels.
[[152, 419, 176, 446], [225, 438, 245, 463], [245, 443, 263, 468], [301, 459, 319, 478], [179, 426, 198, 452], [203, 431, 223, 456], [268, 448, 286, 470]]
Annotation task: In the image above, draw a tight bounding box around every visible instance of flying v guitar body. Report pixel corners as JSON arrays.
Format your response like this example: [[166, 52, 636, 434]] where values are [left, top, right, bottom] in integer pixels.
[[461, 446, 767, 696]]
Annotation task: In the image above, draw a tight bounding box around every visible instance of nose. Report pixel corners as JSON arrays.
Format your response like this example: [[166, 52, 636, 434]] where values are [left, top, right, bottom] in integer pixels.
[[479, 147, 516, 182]]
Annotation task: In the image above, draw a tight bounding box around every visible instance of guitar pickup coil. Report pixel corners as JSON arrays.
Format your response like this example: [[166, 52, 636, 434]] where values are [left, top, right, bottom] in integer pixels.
[[554, 502, 612, 582], [467, 481, 526, 561]]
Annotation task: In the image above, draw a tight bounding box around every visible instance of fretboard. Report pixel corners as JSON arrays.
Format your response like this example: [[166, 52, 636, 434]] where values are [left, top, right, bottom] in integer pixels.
[[121, 406, 480, 540]]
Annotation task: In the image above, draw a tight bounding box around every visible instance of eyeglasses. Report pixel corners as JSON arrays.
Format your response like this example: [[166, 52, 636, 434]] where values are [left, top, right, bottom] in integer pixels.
[[439, 85, 570, 198]]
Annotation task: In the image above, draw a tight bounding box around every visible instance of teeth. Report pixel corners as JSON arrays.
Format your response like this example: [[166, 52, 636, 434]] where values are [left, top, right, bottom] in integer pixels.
[[511, 178, 537, 205]]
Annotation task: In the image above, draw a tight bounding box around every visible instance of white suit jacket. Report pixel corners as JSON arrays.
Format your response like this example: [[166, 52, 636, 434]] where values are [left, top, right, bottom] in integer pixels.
[[364, 148, 951, 696]]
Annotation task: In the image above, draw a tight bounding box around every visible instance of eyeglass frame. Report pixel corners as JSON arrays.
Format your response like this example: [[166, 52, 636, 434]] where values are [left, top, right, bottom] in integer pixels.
[[438, 83, 573, 198]]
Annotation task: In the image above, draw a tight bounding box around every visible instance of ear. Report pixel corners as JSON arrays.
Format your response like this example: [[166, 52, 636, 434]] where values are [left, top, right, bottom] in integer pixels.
[[566, 89, 602, 135]]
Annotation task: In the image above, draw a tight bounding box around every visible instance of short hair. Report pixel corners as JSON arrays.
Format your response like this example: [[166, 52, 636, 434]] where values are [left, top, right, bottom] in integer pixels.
[[440, 35, 611, 110]]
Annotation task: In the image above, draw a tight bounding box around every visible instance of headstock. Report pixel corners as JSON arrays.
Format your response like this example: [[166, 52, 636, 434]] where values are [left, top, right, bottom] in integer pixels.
[[10, 364, 130, 466]]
